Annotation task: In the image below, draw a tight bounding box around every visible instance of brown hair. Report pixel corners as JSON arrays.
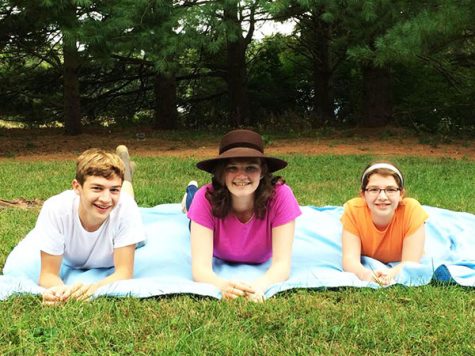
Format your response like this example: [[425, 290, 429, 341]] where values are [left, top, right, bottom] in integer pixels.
[[75, 148, 125, 185], [205, 158, 284, 219], [360, 161, 404, 192]]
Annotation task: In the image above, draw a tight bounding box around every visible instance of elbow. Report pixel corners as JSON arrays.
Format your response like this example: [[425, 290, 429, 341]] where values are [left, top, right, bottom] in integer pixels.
[[271, 260, 291, 282], [38, 275, 46, 288], [191, 266, 206, 282], [342, 256, 357, 273], [281, 265, 291, 281], [115, 267, 134, 280], [341, 257, 350, 272]]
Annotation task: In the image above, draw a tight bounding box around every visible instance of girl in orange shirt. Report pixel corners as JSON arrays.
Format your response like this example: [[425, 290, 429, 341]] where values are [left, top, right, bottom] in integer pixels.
[[341, 162, 428, 285]]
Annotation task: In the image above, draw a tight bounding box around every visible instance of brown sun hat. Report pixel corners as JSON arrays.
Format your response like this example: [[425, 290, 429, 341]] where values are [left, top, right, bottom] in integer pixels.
[[196, 129, 288, 174]]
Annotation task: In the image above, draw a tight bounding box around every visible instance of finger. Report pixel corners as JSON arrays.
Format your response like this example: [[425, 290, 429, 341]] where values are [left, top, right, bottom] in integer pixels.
[[69, 285, 89, 300], [233, 282, 255, 294], [230, 286, 247, 297], [63, 283, 83, 299], [42, 293, 62, 306], [223, 292, 239, 300], [247, 293, 265, 303], [371, 273, 384, 286], [42, 291, 58, 303], [76, 288, 93, 301], [42, 300, 60, 306]]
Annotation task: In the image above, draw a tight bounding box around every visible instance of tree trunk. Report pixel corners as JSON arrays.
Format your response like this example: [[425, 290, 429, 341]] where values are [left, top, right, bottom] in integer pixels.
[[224, 4, 251, 127], [361, 65, 392, 127], [153, 72, 177, 130], [312, 13, 335, 126], [62, 5, 81, 135]]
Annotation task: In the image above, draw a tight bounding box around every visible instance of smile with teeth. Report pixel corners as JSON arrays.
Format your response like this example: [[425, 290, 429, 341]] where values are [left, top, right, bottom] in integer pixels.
[[94, 203, 111, 211], [233, 181, 251, 186]]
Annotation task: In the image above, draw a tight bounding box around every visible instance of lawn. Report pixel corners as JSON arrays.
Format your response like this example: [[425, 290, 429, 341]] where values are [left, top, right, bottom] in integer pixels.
[[1, 150, 474, 354]]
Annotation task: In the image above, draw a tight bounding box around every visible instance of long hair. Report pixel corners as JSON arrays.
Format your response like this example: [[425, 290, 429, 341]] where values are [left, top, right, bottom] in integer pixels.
[[205, 158, 284, 219]]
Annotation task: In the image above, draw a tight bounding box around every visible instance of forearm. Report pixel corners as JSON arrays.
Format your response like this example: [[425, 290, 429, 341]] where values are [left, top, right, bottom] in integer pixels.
[[192, 266, 229, 290], [390, 261, 411, 276], [92, 267, 133, 291], [343, 259, 373, 281], [252, 261, 290, 292], [39, 273, 64, 289]]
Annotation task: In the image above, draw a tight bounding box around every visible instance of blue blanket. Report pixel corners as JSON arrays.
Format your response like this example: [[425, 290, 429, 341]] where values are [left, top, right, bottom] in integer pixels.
[[2, 204, 475, 301]]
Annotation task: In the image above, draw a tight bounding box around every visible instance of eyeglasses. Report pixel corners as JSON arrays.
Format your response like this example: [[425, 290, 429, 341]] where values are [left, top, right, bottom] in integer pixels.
[[364, 186, 401, 196]]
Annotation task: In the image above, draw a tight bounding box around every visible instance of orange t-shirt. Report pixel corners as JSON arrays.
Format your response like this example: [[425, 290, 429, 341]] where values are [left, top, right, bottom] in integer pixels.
[[340, 197, 429, 263]]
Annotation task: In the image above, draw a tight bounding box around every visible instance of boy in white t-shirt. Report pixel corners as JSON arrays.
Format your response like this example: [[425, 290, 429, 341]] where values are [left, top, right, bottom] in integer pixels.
[[38, 146, 145, 304]]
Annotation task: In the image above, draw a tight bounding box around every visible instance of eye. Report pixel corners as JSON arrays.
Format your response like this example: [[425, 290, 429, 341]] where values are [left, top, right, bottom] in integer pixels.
[[110, 188, 121, 194], [386, 187, 399, 193], [245, 166, 259, 173], [366, 187, 379, 193], [92, 186, 102, 192], [225, 166, 238, 173]]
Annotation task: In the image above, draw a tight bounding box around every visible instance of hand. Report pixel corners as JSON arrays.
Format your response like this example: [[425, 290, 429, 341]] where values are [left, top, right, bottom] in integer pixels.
[[42, 285, 70, 305], [245, 288, 265, 303], [68, 282, 98, 301], [221, 280, 256, 300], [371, 269, 396, 286]]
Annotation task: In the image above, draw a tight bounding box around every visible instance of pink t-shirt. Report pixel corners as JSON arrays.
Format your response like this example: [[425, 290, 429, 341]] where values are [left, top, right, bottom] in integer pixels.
[[187, 183, 302, 264]]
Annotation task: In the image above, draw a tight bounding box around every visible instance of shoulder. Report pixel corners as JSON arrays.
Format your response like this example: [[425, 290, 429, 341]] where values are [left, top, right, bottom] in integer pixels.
[[270, 183, 298, 204], [344, 197, 366, 210], [188, 184, 213, 215], [399, 197, 427, 217], [198, 183, 213, 194], [400, 197, 422, 208], [273, 182, 293, 195], [118, 191, 138, 207], [110, 192, 141, 221], [194, 184, 213, 202], [42, 190, 76, 211]]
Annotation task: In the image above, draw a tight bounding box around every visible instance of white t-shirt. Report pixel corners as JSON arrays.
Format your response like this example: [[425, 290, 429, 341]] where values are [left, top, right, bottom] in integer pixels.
[[31, 190, 146, 269]]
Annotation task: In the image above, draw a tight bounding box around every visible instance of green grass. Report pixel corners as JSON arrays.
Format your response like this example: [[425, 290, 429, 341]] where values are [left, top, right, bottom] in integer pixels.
[[0, 154, 474, 353]]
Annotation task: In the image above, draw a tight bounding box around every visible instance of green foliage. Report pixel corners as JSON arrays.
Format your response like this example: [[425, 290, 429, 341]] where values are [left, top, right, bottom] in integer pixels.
[[0, 0, 474, 132]]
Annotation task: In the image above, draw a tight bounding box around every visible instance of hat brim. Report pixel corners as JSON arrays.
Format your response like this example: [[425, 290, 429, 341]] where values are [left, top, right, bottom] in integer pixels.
[[196, 147, 287, 174]]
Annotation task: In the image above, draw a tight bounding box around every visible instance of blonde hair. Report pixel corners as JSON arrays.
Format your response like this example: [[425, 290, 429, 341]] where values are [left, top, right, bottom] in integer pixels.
[[75, 148, 124, 185]]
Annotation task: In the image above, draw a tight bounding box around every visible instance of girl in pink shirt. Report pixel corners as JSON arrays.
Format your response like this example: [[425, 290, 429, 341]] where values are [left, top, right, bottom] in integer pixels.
[[186, 129, 301, 302]]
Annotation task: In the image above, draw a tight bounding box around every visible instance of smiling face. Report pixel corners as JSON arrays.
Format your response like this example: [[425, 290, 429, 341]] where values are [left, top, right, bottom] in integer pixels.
[[72, 174, 123, 232], [362, 173, 403, 228], [223, 158, 263, 199]]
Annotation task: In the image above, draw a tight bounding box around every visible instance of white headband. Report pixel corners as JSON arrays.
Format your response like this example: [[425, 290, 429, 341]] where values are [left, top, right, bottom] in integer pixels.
[[361, 163, 404, 187]]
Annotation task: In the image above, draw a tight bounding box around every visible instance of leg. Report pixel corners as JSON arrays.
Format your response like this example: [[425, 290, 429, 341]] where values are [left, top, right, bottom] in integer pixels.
[[181, 180, 198, 213], [116, 145, 135, 199]]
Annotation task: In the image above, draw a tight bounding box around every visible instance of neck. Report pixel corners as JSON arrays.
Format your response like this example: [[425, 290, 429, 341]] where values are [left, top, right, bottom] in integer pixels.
[[231, 195, 254, 213], [78, 207, 103, 232], [371, 214, 394, 230], [231, 195, 254, 222]]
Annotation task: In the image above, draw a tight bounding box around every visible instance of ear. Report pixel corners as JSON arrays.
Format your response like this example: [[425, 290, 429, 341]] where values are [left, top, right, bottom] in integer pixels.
[[400, 188, 405, 198], [71, 179, 81, 193], [359, 190, 365, 198]]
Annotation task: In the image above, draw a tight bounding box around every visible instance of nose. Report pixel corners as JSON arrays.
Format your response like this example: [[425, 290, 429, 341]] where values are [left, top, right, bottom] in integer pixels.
[[377, 189, 388, 199], [233, 166, 248, 176], [99, 190, 112, 202]]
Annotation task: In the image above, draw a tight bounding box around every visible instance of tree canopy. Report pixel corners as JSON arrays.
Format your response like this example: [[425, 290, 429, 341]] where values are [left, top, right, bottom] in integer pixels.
[[0, 0, 473, 135]]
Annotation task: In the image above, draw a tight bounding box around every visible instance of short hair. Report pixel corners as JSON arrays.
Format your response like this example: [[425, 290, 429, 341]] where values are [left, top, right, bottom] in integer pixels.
[[360, 161, 404, 191], [75, 148, 125, 185]]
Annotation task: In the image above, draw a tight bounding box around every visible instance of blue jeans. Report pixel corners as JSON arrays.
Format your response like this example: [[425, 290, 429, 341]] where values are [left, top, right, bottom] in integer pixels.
[[186, 184, 198, 211]]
